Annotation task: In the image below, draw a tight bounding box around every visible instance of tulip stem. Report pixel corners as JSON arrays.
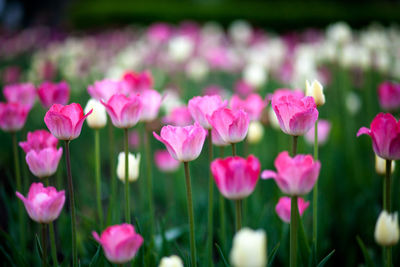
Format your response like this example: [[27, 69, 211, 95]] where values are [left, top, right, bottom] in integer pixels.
[[106, 123, 116, 225], [12, 132, 25, 252], [219, 146, 226, 247], [292, 136, 298, 156], [41, 223, 48, 267], [235, 199, 242, 232], [312, 119, 318, 251], [384, 160, 392, 212], [290, 196, 299, 267], [44, 179, 59, 266], [184, 162, 197, 267], [144, 128, 155, 238], [124, 128, 131, 223], [231, 143, 236, 156], [94, 130, 103, 230], [207, 130, 214, 266], [64, 140, 77, 267]]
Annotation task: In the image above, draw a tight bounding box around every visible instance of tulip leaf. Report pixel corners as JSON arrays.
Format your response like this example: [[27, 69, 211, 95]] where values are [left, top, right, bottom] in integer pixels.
[[356, 236, 374, 267], [35, 233, 48, 265], [0, 228, 27, 266], [88, 245, 101, 267], [267, 242, 280, 267], [316, 249, 335, 267], [0, 245, 16, 267], [215, 243, 230, 267], [298, 215, 311, 265]]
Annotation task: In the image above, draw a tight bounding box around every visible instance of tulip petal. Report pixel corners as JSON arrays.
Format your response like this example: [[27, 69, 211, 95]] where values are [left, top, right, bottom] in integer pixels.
[[44, 111, 73, 140], [356, 127, 370, 137], [261, 170, 277, 180]]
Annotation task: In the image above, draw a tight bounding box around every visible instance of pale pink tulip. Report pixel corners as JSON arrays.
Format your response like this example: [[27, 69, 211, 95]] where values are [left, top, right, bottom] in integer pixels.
[[37, 81, 70, 109], [101, 94, 142, 129], [139, 89, 162, 122], [304, 120, 331, 146], [0, 102, 30, 132], [26, 147, 63, 178], [162, 106, 193, 126], [3, 83, 36, 109], [211, 127, 229, 147], [378, 81, 400, 111], [275, 197, 310, 223], [188, 95, 228, 129], [88, 79, 128, 102], [19, 130, 58, 153], [154, 149, 180, 172], [230, 93, 266, 121]]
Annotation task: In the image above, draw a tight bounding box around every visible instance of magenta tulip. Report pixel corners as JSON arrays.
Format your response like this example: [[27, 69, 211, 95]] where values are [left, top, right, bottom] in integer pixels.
[[44, 103, 92, 140], [0, 102, 30, 132], [153, 122, 207, 162], [101, 94, 142, 128], [3, 82, 36, 109], [304, 119, 332, 146], [139, 89, 162, 122], [26, 147, 63, 178], [275, 196, 310, 223], [92, 224, 143, 264], [16, 182, 65, 223], [154, 149, 180, 172], [357, 113, 400, 160], [37, 81, 70, 109], [230, 93, 266, 121], [122, 70, 153, 93], [162, 106, 193, 126], [19, 129, 58, 153], [188, 95, 228, 129], [378, 81, 400, 111], [261, 151, 321, 196], [88, 79, 128, 102], [207, 108, 249, 144], [211, 155, 260, 199]]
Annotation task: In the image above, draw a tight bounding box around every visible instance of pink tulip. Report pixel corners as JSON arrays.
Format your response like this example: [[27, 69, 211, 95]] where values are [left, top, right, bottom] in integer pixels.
[[162, 106, 193, 126], [0, 102, 30, 132], [207, 108, 249, 144], [304, 120, 332, 146], [378, 81, 400, 111], [37, 81, 70, 109], [88, 79, 128, 102], [271, 90, 318, 136], [19, 130, 58, 153], [275, 196, 310, 223], [234, 80, 254, 97], [211, 155, 260, 199], [147, 23, 172, 43], [188, 95, 228, 129], [122, 70, 153, 93], [357, 113, 400, 160], [44, 103, 92, 140], [154, 149, 180, 172], [26, 147, 63, 178], [230, 93, 266, 121], [16, 182, 65, 223], [101, 94, 142, 129], [92, 224, 143, 264], [261, 151, 321, 196], [211, 127, 229, 147], [140, 89, 162, 122], [3, 83, 36, 109], [153, 122, 207, 162]]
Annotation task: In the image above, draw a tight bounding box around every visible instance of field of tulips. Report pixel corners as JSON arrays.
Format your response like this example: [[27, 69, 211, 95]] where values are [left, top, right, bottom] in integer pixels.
[[1, 21, 400, 267]]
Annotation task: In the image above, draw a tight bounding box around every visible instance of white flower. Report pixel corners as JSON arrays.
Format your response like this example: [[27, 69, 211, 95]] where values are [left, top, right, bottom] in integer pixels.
[[375, 155, 395, 175], [230, 228, 267, 267], [168, 36, 194, 62], [306, 80, 325, 107], [186, 58, 209, 81], [247, 121, 264, 144], [327, 22, 352, 45], [243, 63, 267, 89], [375, 211, 399, 246], [268, 107, 280, 130], [84, 99, 107, 129], [116, 152, 140, 183], [229, 20, 252, 44], [158, 255, 183, 267]]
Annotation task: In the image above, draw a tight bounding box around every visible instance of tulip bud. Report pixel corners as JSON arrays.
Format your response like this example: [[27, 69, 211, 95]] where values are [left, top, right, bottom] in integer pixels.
[[247, 121, 264, 144], [374, 211, 399, 247], [116, 152, 140, 183], [230, 228, 267, 267], [158, 255, 184, 267], [375, 155, 395, 175], [306, 80, 325, 107], [84, 99, 107, 129]]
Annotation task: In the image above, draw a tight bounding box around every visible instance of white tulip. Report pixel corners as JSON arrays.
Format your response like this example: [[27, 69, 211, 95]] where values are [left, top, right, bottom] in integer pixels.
[[230, 228, 267, 267], [84, 99, 107, 129], [306, 80, 325, 107], [243, 63, 267, 89], [158, 255, 183, 267], [247, 121, 264, 144], [168, 36, 194, 62], [375, 155, 395, 175], [116, 152, 140, 183], [375, 211, 399, 246]]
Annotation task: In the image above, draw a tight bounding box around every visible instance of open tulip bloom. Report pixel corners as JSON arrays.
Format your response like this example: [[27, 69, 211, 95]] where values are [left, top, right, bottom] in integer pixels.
[[188, 94, 228, 129], [19, 129, 58, 153]]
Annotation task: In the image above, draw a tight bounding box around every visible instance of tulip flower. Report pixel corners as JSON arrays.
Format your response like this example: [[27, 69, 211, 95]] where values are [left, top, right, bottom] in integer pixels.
[[162, 106, 193, 126], [247, 121, 265, 144], [37, 81, 70, 109], [88, 79, 128, 102], [122, 70, 153, 93], [188, 95, 228, 129], [212, 127, 229, 147], [19, 129, 58, 153], [154, 149, 180, 173], [116, 152, 141, 183], [306, 80, 325, 107], [92, 224, 143, 264], [377, 81, 400, 111], [0, 101, 30, 132], [84, 98, 107, 129], [375, 155, 395, 175], [375, 211, 399, 247], [101, 94, 142, 129], [275, 197, 310, 223], [140, 89, 162, 122], [230, 228, 267, 267], [304, 119, 331, 146], [159, 255, 184, 267], [230, 93, 266, 121], [16, 182, 65, 223], [3, 82, 36, 109], [26, 147, 63, 178]]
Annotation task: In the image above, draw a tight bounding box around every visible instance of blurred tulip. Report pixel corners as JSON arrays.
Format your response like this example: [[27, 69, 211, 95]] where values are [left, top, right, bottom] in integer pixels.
[[168, 36, 194, 62], [375, 211, 399, 246], [2, 66, 21, 84], [38, 81, 70, 109], [188, 95, 228, 129], [357, 113, 400, 160], [16, 182, 65, 223], [3, 83, 36, 109], [247, 121, 264, 144], [26, 147, 63, 178], [44, 103, 92, 140], [304, 119, 331, 146], [154, 150, 180, 173], [159, 255, 184, 267], [122, 70, 153, 93], [262, 151, 321, 196], [128, 130, 140, 149], [243, 63, 267, 89], [147, 23, 172, 43], [162, 106, 193, 126], [378, 81, 400, 111], [230, 94, 266, 121], [140, 89, 162, 122], [101, 94, 142, 129], [306, 79, 325, 107], [116, 152, 140, 183], [19, 129, 58, 153], [84, 99, 107, 129], [230, 228, 267, 267], [88, 79, 127, 102], [375, 155, 395, 175], [0, 102, 30, 132], [275, 196, 310, 223], [92, 224, 143, 264]]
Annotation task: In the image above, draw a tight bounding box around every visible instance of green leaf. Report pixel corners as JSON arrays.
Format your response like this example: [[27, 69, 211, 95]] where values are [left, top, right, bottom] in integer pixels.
[[268, 242, 280, 267], [35, 234, 44, 260], [0, 245, 16, 267], [356, 236, 374, 267], [0, 228, 27, 266], [89, 245, 102, 267], [215, 243, 230, 267], [317, 250, 335, 267], [298, 215, 311, 266]]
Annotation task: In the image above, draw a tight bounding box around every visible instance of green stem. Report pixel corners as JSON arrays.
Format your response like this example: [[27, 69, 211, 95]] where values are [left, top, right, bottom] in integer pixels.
[[231, 143, 236, 156], [207, 131, 214, 266], [184, 162, 197, 267], [292, 136, 298, 156], [106, 123, 116, 225], [290, 196, 298, 267], [144, 128, 155, 237], [235, 199, 242, 232], [94, 130, 103, 229], [384, 246, 392, 267], [218, 146, 226, 247], [41, 224, 48, 267], [124, 128, 131, 223], [384, 160, 392, 212], [65, 140, 77, 267], [312, 119, 318, 251], [12, 132, 25, 252], [44, 179, 58, 266]]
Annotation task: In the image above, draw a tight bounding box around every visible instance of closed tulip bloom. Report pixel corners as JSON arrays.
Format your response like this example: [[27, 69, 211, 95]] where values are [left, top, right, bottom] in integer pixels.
[[304, 119, 331, 146], [188, 95, 228, 129], [159, 255, 184, 267], [44, 103, 92, 140], [19, 130, 58, 153], [306, 80, 325, 107], [247, 121, 264, 144], [271, 92, 318, 136], [375, 155, 395, 175], [0, 102, 30, 132], [212, 127, 229, 147], [154, 150, 180, 173], [123, 70, 153, 93], [153, 122, 207, 162], [261, 151, 321, 196], [116, 152, 140, 183], [208, 108, 249, 144], [92, 224, 143, 264], [378, 81, 400, 111], [3, 83, 36, 109], [230, 228, 267, 267], [211, 155, 260, 200], [230, 94, 266, 121], [88, 79, 128, 102], [275, 196, 310, 223], [101, 94, 142, 129], [26, 147, 63, 178], [162, 106, 193, 126], [374, 211, 399, 247], [84, 98, 107, 129], [357, 113, 400, 160], [37, 81, 70, 109], [140, 89, 162, 122], [16, 182, 65, 223]]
